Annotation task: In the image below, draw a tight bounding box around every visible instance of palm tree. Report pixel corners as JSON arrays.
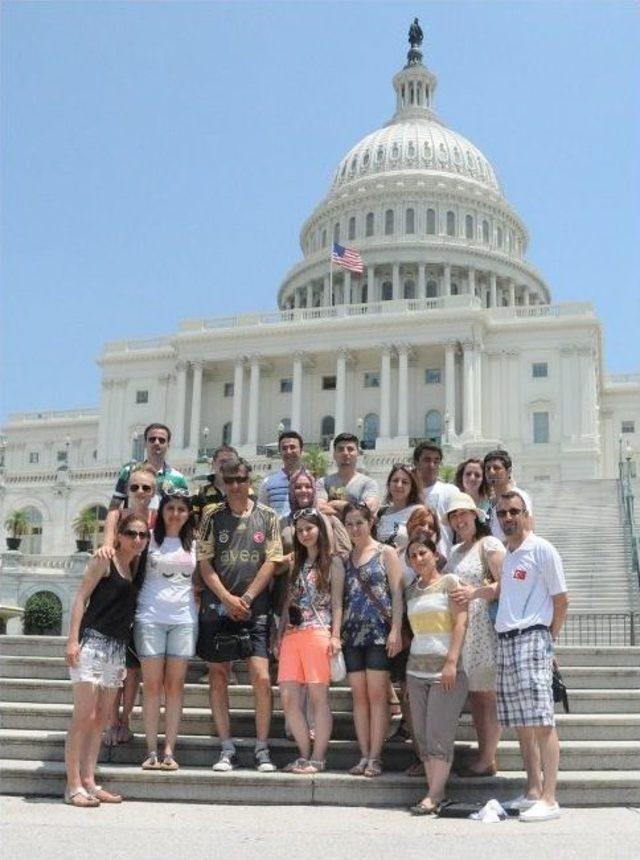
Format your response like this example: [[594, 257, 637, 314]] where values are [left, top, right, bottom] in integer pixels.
[[302, 444, 329, 479], [4, 509, 30, 550]]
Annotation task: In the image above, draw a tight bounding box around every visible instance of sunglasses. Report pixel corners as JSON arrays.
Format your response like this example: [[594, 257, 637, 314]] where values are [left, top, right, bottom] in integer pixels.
[[292, 507, 318, 521], [223, 475, 250, 485], [129, 483, 153, 493], [162, 486, 190, 499], [147, 436, 168, 444], [122, 529, 150, 540], [496, 508, 525, 519]]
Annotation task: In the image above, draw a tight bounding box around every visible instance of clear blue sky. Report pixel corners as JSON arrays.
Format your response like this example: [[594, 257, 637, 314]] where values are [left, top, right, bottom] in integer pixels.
[[2, 1, 639, 422]]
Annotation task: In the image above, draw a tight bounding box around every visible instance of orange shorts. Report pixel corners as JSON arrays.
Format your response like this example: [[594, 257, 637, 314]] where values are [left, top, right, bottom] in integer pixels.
[[277, 627, 331, 685]]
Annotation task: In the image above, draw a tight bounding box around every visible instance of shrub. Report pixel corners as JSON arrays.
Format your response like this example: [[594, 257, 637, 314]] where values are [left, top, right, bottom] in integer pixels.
[[23, 591, 62, 634]]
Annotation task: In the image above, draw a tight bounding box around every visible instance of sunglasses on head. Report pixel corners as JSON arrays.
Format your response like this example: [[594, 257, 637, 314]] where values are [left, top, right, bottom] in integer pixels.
[[122, 528, 149, 540], [292, 507, 318, 521], [162, 486, 190, 499], [129, 483, 153, 493], [223, 475, 249, 485]]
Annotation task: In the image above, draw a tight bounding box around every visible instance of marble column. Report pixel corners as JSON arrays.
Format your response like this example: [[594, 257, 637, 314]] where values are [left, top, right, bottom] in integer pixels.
[[397, 345, 409, 438], [291, 353, 304, 433], [306, 283, 314, 308], [462, 341, 475, 437], [392, 263, 401, 300], [522, 286, 531, 306], [343, 271, 352, 304], [335, 350, 349, 435], [489, 272, 497, 307], [474, 344, 483, 437], [418, 264, 426, 299], [443, 263, 452, 297], [293, 289, 301, 309], [246, 356, 261, 447], [231, 358, 245, 447], [367, 265, 376, 303], [508, 279, 516, 306], [380, 346, 392, 438], [468, 267, 476, 298], [444, 341, 457, 438], [323, 274, 331, 307], [189, 360, 204, 451], [97, 379, 114, 463], [174, 361, 188, 449]]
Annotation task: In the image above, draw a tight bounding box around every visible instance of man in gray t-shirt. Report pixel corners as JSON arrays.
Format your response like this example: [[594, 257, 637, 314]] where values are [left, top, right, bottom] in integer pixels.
[[316, 432, 379, 520]]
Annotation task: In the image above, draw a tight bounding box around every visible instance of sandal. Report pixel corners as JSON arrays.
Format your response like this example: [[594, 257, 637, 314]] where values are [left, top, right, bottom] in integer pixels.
[[292, 759, 325, 774], [161, 755, 180, 771], [409, 799, 439, 816], [282, 757, 309, 773], [405, 759, 424, 777], [87, 785, 122, 803], [63, 787, 99, 808], [141, 751, 162, 770], [364, 758, 383, 778], [348, 757, 369, 776]]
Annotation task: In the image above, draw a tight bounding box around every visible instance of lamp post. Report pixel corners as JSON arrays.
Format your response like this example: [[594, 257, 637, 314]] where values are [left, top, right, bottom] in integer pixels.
[[131, 431, 139, 462], [200, 426, 210, 459]]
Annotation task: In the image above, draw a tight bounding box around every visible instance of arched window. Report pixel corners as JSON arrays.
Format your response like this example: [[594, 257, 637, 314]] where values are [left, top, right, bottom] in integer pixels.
[[405, 208, 415, 234], [362, 413, 379, 449], [426, 279, 438, 298], [381, 281, 393, 301], [446, 211, 456, 237], [21, 506, 43, 555], [465, 214, 474, 240], [426, 208, 436, 235], [348, 216, 356, 240], [425, 410, 442, 445], [321, 416, 335, 450], [384, 209, 394, 235], [222, 421, 232, 445], [451, 282, 459, 296], [365, 212, 374, 237], [404, 279, 415, 299], [482, 220, 489, 243], [333, 222, 340, 243], [361, 283, 368, 304]]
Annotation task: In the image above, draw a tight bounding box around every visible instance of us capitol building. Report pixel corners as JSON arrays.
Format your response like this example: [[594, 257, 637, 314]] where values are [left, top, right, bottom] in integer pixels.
[[1, 27, 638, 574]]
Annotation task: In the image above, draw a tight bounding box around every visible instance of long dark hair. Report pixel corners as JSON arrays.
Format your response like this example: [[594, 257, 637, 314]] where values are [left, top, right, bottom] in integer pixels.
[[384, 463, 422, 506], [153, 493, 195, 552], [292, 510, 332, 593], [288, 467, 316, 513], [454, 458, 488, 500]]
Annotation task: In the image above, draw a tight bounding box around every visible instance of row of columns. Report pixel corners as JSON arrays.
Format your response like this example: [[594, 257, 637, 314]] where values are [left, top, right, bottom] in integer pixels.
[[289, 264, 540, 310]]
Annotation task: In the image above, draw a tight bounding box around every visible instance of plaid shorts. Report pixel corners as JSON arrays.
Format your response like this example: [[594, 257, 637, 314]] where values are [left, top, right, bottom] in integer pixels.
[[496, 627, 555, 728]]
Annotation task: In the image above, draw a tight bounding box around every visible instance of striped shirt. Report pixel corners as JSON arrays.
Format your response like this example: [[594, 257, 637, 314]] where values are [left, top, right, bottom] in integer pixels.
[[258, 469, 292, 517], [406, 573, 461, 681]]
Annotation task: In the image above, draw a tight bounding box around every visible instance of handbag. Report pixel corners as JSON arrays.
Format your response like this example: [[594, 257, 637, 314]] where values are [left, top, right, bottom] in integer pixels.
[[478, 537, 499, 624], [552, 660, 570, 713], [297, 562, 347, 683]]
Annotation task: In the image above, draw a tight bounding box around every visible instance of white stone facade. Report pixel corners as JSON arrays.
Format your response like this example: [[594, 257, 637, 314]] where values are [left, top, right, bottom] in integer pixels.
[[1, 34, 639, 575]]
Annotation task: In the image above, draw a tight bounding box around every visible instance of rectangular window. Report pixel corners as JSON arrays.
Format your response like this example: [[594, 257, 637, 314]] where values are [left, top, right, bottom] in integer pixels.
[[533, 411, 550, 444], [364, 372, 380, 389], [57, 449, 68, 463], [621, 420, 635, 434], [322, 375, 336, 391], [532, 362, 548, 379], [29, 452, 39, 464], [135, 389, 149, 404], [425, 368, 441, 384], [223, 382, 234, 397], [280, 378, 293, 393]]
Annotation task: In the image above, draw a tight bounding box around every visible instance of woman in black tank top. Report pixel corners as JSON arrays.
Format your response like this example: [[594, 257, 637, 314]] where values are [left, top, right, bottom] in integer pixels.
[[63, 513, 149, 807]]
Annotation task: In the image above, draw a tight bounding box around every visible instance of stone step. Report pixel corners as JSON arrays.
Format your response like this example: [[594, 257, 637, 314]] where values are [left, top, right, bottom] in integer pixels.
[[1, 678, 639, 714], [1, 759, 638, 807], [1, 730, 637, 773], [1, 703, 638, 742]]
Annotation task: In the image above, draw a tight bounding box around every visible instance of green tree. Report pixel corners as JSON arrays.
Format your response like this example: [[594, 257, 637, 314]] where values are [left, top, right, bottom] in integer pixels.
[[23, 592, 63, 635], [302, 444, 329, 478], [4, 509, 30, 538]]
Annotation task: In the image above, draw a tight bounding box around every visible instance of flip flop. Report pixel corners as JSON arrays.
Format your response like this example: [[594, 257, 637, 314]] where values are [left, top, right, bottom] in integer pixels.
[[63, 787, 99, 808], [87, 785, 122, 803], [348, 757, 369, 776], [161, 755, 180, 771], [141, 752, 162, 770]]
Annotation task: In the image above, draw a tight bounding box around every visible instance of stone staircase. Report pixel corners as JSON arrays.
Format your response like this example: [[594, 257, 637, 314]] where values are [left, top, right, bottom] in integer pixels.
[[529, 479, 638, 614], [0, 636, 638, 806]]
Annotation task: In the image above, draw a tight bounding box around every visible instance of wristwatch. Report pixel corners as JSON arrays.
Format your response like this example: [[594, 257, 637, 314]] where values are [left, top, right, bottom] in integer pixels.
[[241, 592, 253, 606]]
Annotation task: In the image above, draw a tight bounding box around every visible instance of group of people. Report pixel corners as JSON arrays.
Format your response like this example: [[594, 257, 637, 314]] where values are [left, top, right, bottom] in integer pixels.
[[63, 422, 569, 823]]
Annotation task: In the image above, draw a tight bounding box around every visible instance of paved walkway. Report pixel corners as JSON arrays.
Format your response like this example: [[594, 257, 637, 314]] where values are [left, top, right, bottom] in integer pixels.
[[2, 797, 640, 859]]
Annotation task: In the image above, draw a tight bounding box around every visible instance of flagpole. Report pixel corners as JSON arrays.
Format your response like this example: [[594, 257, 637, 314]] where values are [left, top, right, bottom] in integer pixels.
[[329, 244, 334, 309]]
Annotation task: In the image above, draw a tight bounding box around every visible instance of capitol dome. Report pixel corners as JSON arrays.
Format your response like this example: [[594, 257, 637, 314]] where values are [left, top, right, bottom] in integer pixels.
[[278, 30, 549, 310]]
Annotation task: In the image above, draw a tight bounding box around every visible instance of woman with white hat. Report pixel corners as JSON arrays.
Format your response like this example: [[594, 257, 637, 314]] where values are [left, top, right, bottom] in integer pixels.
[[445, 491, 505, 777]]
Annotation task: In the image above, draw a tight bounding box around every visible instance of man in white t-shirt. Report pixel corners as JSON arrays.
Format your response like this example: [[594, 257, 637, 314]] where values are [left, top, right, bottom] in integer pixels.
[[316, 433, 379, 519], [495, 490, 569, 823], [412, 441, 457, 551], [483, 449, 534, 541]]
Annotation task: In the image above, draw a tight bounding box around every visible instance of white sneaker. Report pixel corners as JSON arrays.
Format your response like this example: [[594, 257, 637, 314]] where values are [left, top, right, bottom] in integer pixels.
[[212, 750, 238, 772], [519, 800, 561, 822], [506, 794, 538, 811], [254, 747, 277, 773]]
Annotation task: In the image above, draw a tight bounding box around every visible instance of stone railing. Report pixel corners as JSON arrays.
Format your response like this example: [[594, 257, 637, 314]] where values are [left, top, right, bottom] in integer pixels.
[[604, 373, 640, 386], [6, 408, 99, 425], [487, 302, 593, 320], [103, 336, 173, 353], [18, 555, 77, 570]]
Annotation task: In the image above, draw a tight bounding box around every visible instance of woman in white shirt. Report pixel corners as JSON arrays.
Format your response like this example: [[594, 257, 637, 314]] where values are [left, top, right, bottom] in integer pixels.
[[375, 464, 423, 549], [134, 490, 197, 771]]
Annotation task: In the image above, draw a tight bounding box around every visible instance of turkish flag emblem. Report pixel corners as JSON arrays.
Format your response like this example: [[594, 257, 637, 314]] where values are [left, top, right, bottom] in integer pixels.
[[513, 568, 527, 581]]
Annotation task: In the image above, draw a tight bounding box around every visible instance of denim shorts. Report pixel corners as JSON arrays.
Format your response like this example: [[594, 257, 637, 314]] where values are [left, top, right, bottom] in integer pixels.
[[134, 621, 197, 659], [69, 628, 127, 689]]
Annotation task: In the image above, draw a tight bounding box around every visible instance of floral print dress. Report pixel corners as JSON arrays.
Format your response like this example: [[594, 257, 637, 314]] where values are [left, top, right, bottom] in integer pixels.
[[342, 548, 391, 647]]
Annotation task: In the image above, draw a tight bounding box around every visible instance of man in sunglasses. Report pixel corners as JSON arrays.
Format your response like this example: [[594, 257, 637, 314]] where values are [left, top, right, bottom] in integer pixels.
[[196, 457, 284, 773], [102, 422, 188, 550], [494, 490, 568, 822], [191, 444, 255, 525], [483, 449, 534, 541]]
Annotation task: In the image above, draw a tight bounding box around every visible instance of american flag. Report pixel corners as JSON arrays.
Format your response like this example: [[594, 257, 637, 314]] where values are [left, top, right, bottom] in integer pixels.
[[331, 242, 364, 274]]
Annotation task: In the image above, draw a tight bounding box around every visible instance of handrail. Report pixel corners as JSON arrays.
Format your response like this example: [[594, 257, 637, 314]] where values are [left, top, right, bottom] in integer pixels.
[[617, 440, 639, 595]]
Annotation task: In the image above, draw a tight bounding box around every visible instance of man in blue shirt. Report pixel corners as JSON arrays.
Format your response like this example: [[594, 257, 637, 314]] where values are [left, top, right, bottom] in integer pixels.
[[258, 431, 304, 517]]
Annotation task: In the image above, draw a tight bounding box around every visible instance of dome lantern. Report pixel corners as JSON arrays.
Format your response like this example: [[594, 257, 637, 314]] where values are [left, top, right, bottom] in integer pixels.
[[390, 18, 438, 123]]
